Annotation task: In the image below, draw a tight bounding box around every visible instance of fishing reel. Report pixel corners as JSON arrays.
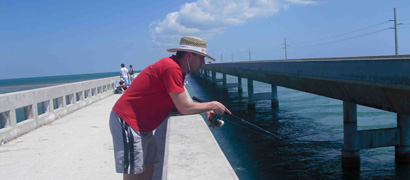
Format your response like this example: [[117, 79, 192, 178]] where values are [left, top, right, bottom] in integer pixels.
[[191, 96, 225, 128], [210, 114, 225, 128]]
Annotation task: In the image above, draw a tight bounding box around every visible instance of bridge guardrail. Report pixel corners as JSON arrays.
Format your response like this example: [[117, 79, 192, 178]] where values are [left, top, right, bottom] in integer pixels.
[[0, 76, 119, 144]]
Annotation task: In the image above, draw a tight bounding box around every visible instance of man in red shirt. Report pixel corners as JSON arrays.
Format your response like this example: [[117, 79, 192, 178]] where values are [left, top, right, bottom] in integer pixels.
[[109, 36, 231, 180]]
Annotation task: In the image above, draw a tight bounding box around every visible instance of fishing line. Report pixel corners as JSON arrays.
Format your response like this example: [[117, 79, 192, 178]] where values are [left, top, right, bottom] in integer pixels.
[[193, 96, 290, 142], [193, 96, 357, 179], [192, 96, 334, 161]]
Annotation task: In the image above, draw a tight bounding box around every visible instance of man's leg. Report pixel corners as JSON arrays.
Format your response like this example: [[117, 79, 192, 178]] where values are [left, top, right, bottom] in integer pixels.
[[122, 164, 154, 180], [123, 173, 144, 180], [144, 163, 154, 180]]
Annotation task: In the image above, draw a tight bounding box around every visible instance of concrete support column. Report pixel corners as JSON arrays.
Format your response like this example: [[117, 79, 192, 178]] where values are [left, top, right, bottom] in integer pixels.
[[396, 114, 410, 163], [10, 109, 17, 128], [271, 84, 279, 108], [49, 98, 55, 112], [222, 73, 227, 93], [238, 77, 243, 93], [223, 74, 227, 86], [247, 79, 255, 109], [61, 96, 67, 108], [342, 101, 360, 168], [212, 71, 216, 86], [32, 103, 38, 120], [204, 70, 207, 80], [24, 105, 34, 120]]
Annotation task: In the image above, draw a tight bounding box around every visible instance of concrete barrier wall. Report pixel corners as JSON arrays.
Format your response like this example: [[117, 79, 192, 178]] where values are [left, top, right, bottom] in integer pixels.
[[0, 76, 119, 144], [162, 113, 239, 180], [155, 91, 239, 180]]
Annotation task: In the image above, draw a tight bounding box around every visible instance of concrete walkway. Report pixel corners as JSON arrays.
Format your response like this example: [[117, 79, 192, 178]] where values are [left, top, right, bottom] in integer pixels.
[[0, 93, 238, 180], [0, 94, 122, 180]]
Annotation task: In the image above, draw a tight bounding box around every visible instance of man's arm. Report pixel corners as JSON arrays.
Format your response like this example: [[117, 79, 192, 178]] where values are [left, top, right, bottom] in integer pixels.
[[169, 91, 230, 115]]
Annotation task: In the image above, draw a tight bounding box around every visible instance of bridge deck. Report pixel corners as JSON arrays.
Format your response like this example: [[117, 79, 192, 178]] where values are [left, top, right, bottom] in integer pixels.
[[202, 55, 410, 115], [0, 93, 238, 180], [0, 94, 122, 179]]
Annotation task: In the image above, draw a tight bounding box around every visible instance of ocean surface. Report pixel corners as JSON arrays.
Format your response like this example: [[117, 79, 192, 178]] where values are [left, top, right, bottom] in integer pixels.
[[186, 73, 410, 180], [2, 72, 410, 179], [0, 72, 119, 94], [0, 72, 122, 124]]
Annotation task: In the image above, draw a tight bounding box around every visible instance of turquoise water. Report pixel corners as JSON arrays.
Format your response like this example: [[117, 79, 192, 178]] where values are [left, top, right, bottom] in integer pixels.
[[0, 72, 124, 124], [0, 72, 121, 94], [185, 73, 409, 180]]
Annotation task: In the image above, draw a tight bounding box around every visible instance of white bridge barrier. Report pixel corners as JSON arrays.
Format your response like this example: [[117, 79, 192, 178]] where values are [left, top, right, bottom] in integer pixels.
[[0, 76, 118, 144]]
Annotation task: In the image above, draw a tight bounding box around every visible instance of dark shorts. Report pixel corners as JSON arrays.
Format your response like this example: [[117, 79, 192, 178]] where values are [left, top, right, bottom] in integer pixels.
[[109, 111, 159, 174]]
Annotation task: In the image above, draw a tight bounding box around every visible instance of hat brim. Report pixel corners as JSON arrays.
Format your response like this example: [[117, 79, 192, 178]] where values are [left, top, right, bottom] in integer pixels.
[[167, 48, 215, 61]]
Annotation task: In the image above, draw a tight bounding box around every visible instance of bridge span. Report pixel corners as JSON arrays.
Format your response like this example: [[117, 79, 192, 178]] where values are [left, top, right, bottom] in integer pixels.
[[199, 54, 410, 168], [0, 75, 238, 179]]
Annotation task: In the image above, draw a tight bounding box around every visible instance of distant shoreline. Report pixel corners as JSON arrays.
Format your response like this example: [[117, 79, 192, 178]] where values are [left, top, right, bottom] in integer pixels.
[[0, 71, 139, 94]]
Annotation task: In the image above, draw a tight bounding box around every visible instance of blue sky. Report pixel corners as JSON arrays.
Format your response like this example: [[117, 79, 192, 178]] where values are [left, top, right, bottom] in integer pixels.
[[1, 0, 410, 79]]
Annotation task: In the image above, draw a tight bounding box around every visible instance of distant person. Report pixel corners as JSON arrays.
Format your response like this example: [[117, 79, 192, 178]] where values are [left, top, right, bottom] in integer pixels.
[[129, 65, 135, 84], [109, 36, 231, 180], [117, 78, 128, 92], [120, 64, 129, 86]]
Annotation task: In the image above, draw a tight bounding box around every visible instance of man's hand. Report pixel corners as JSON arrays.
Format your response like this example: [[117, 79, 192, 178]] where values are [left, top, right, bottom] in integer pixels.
[[169, 92, 231, 117], [205, 110, 216, 129], [210, 101, 231, 115]]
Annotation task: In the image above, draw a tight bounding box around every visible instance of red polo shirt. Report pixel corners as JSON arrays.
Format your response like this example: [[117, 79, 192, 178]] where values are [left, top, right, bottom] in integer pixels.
[[112, 55, 185, 132]]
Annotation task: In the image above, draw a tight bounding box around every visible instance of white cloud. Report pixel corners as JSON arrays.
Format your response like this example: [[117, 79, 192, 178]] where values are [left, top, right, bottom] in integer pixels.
[[286, 0, 322, 5], [149, 0, 322, 46]]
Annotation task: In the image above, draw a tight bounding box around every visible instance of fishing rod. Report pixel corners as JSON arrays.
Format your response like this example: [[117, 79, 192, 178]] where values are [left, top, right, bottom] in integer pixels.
[[193, 96, 316, 170], [193, 96, 357, 179], [192, 96, 284, 141]]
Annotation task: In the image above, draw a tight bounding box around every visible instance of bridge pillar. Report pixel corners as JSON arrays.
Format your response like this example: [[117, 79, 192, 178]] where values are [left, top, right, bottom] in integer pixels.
[[238, 77, 243, 93], [202, 69, 206, 79], [247, 79, 255, 110], [396, 114, 410, 163], [222, 73, 227, 93], [212, 71, 216, 86], [342, 101, 360, 168], [271, 84, 278, 108]]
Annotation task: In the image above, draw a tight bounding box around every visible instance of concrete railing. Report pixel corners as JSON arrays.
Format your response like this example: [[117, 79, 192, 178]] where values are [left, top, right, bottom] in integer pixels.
[[0, 76, 119, 144], [153, 91, 239, 180]]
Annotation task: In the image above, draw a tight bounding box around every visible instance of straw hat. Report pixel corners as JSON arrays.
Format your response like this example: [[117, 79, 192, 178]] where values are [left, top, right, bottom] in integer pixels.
[[167, 36, 215, 61]]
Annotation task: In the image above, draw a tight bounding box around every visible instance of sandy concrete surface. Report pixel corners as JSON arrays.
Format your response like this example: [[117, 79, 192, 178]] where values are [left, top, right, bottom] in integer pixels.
[[0, 94, 122, 180], [0, 93, 238, 180]]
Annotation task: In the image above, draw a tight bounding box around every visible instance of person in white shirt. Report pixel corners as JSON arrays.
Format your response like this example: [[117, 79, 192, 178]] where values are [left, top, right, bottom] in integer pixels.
[[120, 64, 129, 85]]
